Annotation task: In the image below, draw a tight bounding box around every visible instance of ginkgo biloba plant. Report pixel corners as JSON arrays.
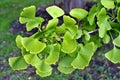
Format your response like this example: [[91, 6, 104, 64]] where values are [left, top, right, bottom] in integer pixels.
[[9, 0, 120, 77]]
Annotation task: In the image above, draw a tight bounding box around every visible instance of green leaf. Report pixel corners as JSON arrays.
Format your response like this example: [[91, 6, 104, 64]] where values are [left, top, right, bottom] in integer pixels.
[[45, 44, 60, 64], [70, 8, 88, 20], [46, 18, 58, 30], [19, 6, 35, 23], [113, 34, 120, 47], [9, 56, 27, 70], [83, 30, 90, 41], [97, 8, 107, 23], [105, 47, 120, 63], [26, 17, 44, 31], [75, 29, 82, 39], [58, 55, 74, 74], [87, 5, 97, 25], [56, 24, 66, 34], [22, 37, 46, 54], [24, 54, 41, 66], [98, 24, 107, 38], [63, 15, 76, 26], [36, 60, 52, 77], [46, 6, 64, 18], [19, 6, 44, 31], [61, 31, 77, 54], [71, 42, 96, 69], [36, 69, 52, 77], [117, 7, 120, 22], [16, 35, 23, 49], [102, 33, 110, 44], [101, 0, 115, 9]]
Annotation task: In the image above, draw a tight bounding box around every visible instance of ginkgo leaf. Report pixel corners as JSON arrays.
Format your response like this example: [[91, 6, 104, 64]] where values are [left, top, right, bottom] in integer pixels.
[[58, 55, 74, 74], [63, 15, 76, 26], [105, 47, 120, 63], [36, 60, 52, 73], [61, 31, 77, 54], [83, 30, 90, 41], [36, 69, 52, 77], [117, 7, 120, 22], [24, 54, 41, 66], [87, 5, 97, 25], [101, 0, 115, 9], [9, 56, 27, 70], [19, 6, 35, 23], [45, 18, 58, 30], [45, 44, 60, 64], [19, 6, 44, 31], [70, 8, 88, 20], [71, 42, 96, 69], [22, 37, 46, 54], [16, 35, 23, 49], [75, 29, 82, 39], [102, 33, 110, 44], [46, 6, 64, 18], [113, 34, 120, 47]]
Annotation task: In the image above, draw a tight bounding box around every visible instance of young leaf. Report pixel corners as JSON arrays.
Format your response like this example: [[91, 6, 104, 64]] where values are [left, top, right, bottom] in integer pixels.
[[9, 56, 27, 70], [113, 34, 120, 47], [102, 33, 110, 44], [36, 69, 52, 77], [71, 42, 96, 69], [19, 6, 36, 23], [58, 55, 74, 74], [117, 7, 120, 22], [22, 37, 46, 54], [24, 54, 41, 66], [101, 0, 115, 9], [45, 44, 60, 64], [16, 35, 23, 49], [87, 5, 97, 25], [46, 6, 64, 18], [75, 29, 82, 39], [63, 15, 76, 26], [83, 30, 90, 41], [19, 6, 44, 31], [105, 47, 120, 63], [61, 31, 77, 54], [70, 8, 88, 21], [45, 18, 58, 30]]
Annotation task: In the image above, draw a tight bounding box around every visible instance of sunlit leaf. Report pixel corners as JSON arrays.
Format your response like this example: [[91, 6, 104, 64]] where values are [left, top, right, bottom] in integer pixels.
[[24, 54, 41, 66], [70, 8, 88, 20], [46, 6, 64, 18], [9, 56, 27, 70], [71, 42, 96, 69], [113, 34, 120, 47], [105, 47, 120, 63], [102, 33, 110, 44], [101, 0, 115, 9], [16, 35, 23, 49], [117, 7, 120, 22], [22, 37, 46, 54], [83, 30, 90, 41], [75, 29, 82, 39], [45, 44, 60, 64], [58, 55, 74, 74], [36, 69, 52, 77], [61, 31, 77, 54]]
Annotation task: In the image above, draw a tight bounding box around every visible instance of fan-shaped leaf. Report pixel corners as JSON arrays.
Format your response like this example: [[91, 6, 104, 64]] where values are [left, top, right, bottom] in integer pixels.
[[9, 56, 27, 70], [36, 69, 52, 77], [113, 34, 120, 47], [58, 55, 74, 74], [22, 37, 46, 54], [61, 31, 77, 54], [105, 47, 120, 63], [45, 44, 60, 64], [83, 30, 90, 41], [117, 7, 120, 22], [16, 35, 23, 49], [101, 0, 115, 9], [75, 29, 82, 39], [70, 8, 88, 20], [71, 42, 96, 69], [24, 54, 41, 66], [46, 6, 64, 18], [103, 34, 110, 44]]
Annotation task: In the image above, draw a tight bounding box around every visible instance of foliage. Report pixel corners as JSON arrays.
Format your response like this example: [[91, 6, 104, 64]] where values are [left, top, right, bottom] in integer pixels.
[[9, 0, 120, 77]]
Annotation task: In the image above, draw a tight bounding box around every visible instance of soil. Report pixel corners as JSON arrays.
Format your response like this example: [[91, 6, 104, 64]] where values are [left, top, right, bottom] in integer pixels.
[[8, 1, 120, 80]]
